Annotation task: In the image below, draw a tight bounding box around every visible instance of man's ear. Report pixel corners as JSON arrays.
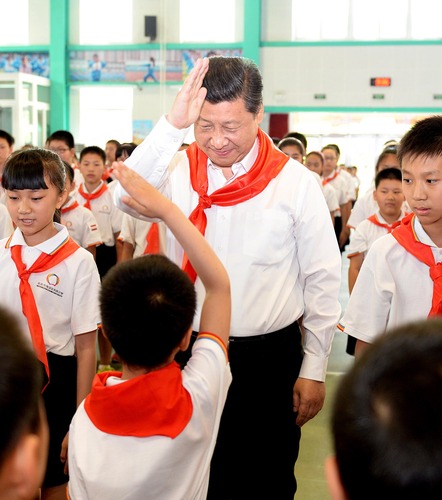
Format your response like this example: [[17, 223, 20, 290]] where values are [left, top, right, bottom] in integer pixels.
[[1, 434, 43, 499], [324, 455, 348, 500]]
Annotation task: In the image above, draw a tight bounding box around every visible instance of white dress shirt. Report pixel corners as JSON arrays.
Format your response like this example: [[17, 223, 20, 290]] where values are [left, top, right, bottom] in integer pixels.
[[114, 116, 341, 381]]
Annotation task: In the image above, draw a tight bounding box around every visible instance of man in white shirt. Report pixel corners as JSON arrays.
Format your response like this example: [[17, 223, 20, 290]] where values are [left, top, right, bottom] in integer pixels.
[[115, 56, 341, 499]]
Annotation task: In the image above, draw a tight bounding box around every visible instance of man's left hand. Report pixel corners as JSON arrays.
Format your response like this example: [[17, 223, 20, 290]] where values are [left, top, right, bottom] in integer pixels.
[[293, 378, 325, 427]]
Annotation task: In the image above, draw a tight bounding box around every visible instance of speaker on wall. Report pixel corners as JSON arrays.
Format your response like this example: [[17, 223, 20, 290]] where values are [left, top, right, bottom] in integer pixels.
[[144, 16, 157, 40]]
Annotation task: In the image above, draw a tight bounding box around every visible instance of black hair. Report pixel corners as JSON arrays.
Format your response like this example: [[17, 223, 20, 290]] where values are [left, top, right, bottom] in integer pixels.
[[374, 167, 402, 188], [0, 129, 15, 147], [79, 145, 106, 163], [322, 143, 340, 157], [100, 255, 197, 369], [398, 115, 442, 165], [283, 131, 308, 150], [332, 318, 442, 499], [203, 56, 263, 115], [115, 142, 137, 161], [277, 137, 306, 156], [47, 130, 75, 149], [0, 306, 43, 468], [2, 148, 66, 223], [2, 148, 66, 193]]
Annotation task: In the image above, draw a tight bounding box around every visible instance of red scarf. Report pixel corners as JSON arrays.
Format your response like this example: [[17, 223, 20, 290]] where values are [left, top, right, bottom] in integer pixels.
[[78, 182, 108, 210], [392, 213, 442, 316], [184, 128, 289, 281], [368, 214, 402, 233], [9, 236, 80, 389], [102, 167, 114, 182], [84, 361, 192, 438], [143, 223, 160, 255], [322, 170, 339, 186], [61, 200, 79, 214]]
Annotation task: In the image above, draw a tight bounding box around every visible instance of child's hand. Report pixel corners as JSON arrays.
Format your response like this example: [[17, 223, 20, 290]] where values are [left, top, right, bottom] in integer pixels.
[[113, 162, 172, 220]]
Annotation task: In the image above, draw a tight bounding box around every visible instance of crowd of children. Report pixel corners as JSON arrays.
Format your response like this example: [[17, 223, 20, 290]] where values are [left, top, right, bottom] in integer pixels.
[[1, 57, 442, 498]]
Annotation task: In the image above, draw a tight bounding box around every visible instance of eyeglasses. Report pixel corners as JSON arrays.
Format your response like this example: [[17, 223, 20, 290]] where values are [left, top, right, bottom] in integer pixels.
[[50, 147, 70, 154]]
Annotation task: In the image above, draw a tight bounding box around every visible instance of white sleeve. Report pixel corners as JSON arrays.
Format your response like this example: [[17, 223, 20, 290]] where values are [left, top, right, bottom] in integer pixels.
[[339, 238, 393, 343], [113, 115, 189, 219]]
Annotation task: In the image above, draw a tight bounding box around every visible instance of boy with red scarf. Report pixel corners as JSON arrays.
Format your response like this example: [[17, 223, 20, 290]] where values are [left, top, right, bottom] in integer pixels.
[[68, 163, 231, 500], [114, 56, 341, 499], [338, 115, 442, 356]]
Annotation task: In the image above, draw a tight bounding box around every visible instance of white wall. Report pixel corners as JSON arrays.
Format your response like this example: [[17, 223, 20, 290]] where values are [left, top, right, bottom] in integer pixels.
[[261, 44, 442, 109]]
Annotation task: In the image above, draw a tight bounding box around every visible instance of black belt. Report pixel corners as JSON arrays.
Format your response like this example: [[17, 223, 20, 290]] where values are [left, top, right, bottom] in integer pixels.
[[229, 322, 299, 343]]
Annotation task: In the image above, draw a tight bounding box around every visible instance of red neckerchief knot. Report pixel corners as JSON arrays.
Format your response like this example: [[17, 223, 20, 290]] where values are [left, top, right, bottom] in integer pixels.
[[8, 236, 80, 391], [183, 128, 289, 282], [392, 213, 442, 317], [198, 193, 212, 210]]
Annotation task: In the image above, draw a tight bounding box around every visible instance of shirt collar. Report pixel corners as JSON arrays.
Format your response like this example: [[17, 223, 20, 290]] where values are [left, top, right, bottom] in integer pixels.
[[10, 223, 69, 254], [208, 137, 260, 180], [413, 216, 439, 247]]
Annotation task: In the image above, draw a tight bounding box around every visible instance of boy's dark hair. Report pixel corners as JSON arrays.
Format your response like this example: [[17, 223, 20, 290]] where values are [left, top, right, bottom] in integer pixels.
[[283, 131, 308, 150], [0, 306, 43, 468], [203, 56, 263, 115], [47, 130, 75, 149], [79, 145, 106, 163], [332, 318, 442, 500], [398, 115, 442, 165], [0, 129, 15, 147], [374, 166, 402, 188], [100, 255, 197, 369]]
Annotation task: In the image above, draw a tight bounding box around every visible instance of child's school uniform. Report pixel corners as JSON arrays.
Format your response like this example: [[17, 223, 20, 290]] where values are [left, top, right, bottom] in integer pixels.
[[347, 208, 407, 259], [338, 214, 441, 344], [0, 202, 13, 238], [68, 333, 232, 500], [0, 223, 101, 487], [61, 195, 102, 249], [347, 189, 410, 230], [75, 180, 123, 276], [119, 213, 167, 259]]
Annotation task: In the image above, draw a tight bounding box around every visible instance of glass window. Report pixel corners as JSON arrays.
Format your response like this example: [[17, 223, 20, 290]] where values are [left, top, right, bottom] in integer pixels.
[[292, 0, 349, 40], [76, 87, 133, 148], [292, 0, 442, 41], [180, 0, 236, 42], [0, 0, 29, 45], [79, 0, 132, 44], [410, 0, 442, 39]]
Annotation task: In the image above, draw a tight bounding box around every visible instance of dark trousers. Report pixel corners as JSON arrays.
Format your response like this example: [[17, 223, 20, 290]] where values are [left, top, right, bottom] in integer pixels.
[[96, 244, 117, 278], [177, 322, 303, 499], [42, 353, 77, 487]]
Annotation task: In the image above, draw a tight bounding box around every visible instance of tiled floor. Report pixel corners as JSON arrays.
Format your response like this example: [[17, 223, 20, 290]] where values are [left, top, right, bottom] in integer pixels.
[[295, 251, 354, 499]]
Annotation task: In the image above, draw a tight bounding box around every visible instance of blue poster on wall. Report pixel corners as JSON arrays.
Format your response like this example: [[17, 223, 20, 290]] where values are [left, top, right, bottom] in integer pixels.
[[0, 52, 49, 78], [69, 48, 242, 83]]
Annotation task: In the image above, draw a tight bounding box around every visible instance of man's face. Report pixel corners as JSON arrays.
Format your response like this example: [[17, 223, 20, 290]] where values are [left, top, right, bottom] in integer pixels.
[[194, 98, 263, 169]]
